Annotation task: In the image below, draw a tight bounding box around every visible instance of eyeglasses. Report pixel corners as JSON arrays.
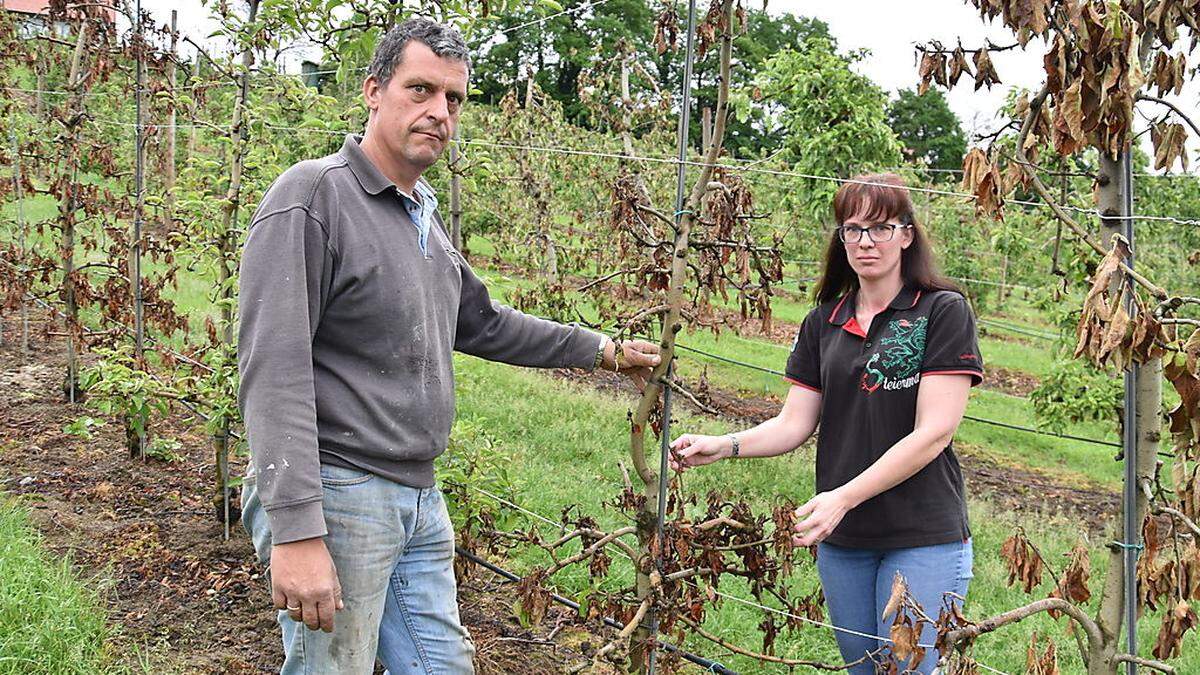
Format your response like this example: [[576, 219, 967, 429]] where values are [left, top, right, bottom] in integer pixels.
[[836, 223, 911, 244]]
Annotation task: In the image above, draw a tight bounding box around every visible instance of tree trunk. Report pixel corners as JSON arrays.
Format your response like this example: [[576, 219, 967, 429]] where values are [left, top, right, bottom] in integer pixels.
[[627, 1, 735, 669], [449, 127, 462, 251], [59, 22, 90, 403], [1091, 150, 1161, 675], [164, 10, 178, 224], [211, 0, 259, 537], [187, 57, 201, 164]]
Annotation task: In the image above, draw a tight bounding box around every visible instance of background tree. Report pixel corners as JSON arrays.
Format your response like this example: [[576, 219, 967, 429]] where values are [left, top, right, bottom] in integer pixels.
[[734, 36, 903, 223], [887, 88, 968, 172]]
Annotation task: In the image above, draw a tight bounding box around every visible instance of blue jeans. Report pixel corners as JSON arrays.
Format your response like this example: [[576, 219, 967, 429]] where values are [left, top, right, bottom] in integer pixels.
[[816, 539, 973, 674], [243, 463, 476, 674]]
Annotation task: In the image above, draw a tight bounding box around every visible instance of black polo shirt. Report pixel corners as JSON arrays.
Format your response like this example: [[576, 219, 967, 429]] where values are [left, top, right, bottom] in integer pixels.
[[785, 285, 983, 549]]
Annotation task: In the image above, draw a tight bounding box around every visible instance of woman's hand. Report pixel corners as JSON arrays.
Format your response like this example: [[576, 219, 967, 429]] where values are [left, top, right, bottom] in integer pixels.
[[668, 434, 732, 472], [791, 490, 855, 547]]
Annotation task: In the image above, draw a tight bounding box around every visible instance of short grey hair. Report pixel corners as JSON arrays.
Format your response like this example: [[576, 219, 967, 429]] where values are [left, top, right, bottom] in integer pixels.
[[367, 18, 471, 88]]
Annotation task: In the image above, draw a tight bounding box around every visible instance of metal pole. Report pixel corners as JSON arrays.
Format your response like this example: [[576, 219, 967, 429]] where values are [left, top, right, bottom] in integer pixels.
[[648, 1, 699, 672], [10, 130, 29, 357], [133, 0, 146, 460], [1121, 148, 1138, 675]]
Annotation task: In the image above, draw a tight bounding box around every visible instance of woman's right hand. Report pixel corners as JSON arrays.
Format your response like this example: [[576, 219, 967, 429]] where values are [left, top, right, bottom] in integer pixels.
[[669, 434, 732, 472]]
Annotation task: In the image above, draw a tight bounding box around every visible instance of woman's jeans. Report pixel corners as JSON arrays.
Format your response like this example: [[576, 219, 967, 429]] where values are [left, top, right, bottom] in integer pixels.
[[243, 463, 476, 674], [816, 539, 973, 674]]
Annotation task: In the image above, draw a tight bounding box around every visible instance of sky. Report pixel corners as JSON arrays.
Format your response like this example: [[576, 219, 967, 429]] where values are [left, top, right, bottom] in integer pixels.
[[776, 0, 1200, 165], [135, 0, 1199, 168]]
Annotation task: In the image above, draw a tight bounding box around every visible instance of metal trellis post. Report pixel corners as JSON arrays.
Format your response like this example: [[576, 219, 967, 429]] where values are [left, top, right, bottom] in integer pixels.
[[1121, 150, 1139, 675], [647, 0, 699, 671]]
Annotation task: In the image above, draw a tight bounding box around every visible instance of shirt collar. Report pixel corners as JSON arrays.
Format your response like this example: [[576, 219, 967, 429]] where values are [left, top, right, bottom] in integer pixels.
[[340, 133, 439, 206], [340, 134, 394, 195], [828, 284, 921, 326]]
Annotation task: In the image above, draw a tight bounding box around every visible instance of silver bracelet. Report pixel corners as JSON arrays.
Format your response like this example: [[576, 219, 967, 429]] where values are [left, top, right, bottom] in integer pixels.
[[726, 433, 740, 458]]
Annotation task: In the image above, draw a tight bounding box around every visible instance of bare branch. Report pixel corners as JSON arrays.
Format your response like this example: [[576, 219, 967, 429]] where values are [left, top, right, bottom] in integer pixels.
[[545, 527, 640, 577], [575, 268, 641, 294], [1012, 88, 1167, 299], [943, 598, 1102, 652], [1137, 94, 1200, 139], [664, 378, 719, 416], [583, 597, 652, 668], [634, 202, 676, 229], [690, 516, 753, 532], [1152, 505, 1200, 538], [678, 616, 878, 670], [1113, 653, 1178, 674], [547, 526, 637, 550]]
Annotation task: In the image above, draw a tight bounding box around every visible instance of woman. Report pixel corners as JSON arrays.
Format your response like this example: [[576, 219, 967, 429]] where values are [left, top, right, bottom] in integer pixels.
[[670, 173, 982, 673]]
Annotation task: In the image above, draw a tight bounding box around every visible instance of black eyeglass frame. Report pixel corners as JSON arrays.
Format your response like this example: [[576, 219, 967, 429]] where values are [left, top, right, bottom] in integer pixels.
[[835, 222, 913, 244]]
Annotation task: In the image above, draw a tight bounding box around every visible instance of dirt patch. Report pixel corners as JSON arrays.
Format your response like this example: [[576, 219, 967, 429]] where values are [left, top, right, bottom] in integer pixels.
[[982, 365, 1041, 398], [551, 367, 1116, 534], [0, 322, 610, 674]]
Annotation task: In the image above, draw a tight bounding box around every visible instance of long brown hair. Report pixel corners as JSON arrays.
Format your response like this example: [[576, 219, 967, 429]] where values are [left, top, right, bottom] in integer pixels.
[[812, 173, 960, 304]]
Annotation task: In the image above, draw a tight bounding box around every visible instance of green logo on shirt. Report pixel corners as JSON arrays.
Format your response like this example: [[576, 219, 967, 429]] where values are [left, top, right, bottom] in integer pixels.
[[860, 317, 927, 394]]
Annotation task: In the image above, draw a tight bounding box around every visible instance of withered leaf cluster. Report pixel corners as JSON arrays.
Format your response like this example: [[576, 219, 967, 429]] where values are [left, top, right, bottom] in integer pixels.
[[1047, 543, 1092, 617], [1000, 531, 1045, 594], [959, 148, 1006, 219], [1139, 515, 1200, 659], [1025, 631, 1061, 675]]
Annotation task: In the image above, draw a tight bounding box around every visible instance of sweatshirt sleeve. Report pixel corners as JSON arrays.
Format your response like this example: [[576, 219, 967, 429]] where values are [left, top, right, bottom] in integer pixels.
[[453, 256, 603, 369], [237, 204, 334, 545]]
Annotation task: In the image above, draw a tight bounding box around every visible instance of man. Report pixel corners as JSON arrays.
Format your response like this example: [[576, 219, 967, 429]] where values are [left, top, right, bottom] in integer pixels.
[[237, 18, 660, 674]]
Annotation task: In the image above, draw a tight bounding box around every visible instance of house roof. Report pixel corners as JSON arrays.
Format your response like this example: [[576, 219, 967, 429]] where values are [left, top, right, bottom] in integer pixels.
[[2, 0, 116, 21], [3, 0, 53, 15]]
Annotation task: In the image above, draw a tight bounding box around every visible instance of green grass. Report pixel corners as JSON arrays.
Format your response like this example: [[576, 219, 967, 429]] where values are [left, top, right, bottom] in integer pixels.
[[1, 202, 1172, 670], [0, 497, 121, 674], [472, 265, 1126, 488], [451, 355, 1198, 673]]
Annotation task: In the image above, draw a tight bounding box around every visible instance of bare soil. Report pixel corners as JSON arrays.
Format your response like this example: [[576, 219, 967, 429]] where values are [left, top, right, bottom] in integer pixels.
[[0, 322, 604, 674], [0, 310, 1100, 674]]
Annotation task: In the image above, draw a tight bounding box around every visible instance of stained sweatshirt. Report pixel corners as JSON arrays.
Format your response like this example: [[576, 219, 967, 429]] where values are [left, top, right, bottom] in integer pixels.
[[238, 134, 603, 544]]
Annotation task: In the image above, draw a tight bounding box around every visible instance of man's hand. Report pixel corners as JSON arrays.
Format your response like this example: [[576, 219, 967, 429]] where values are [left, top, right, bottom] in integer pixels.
[[601, 338, 661, 390], [270, 537, 344, 633]]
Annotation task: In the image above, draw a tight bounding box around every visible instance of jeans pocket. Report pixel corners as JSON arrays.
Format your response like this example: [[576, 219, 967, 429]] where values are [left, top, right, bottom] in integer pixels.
[[958, 538, 975, 581], [319, 463, 376, 487]]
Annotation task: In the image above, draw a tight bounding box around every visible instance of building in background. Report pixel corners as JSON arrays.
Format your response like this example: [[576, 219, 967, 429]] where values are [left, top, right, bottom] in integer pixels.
[[2, 0, 116, 37]]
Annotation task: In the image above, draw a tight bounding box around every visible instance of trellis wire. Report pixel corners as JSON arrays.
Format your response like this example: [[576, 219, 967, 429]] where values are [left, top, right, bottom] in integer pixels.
[[22, 112, 1200, 228], [451, 544, 738, 674], [460, 479, 1012, 674], [669, 340, 1124, 449]]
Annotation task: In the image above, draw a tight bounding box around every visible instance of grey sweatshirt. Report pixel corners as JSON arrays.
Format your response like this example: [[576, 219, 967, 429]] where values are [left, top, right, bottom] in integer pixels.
[[238, 135, 603, 544]]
